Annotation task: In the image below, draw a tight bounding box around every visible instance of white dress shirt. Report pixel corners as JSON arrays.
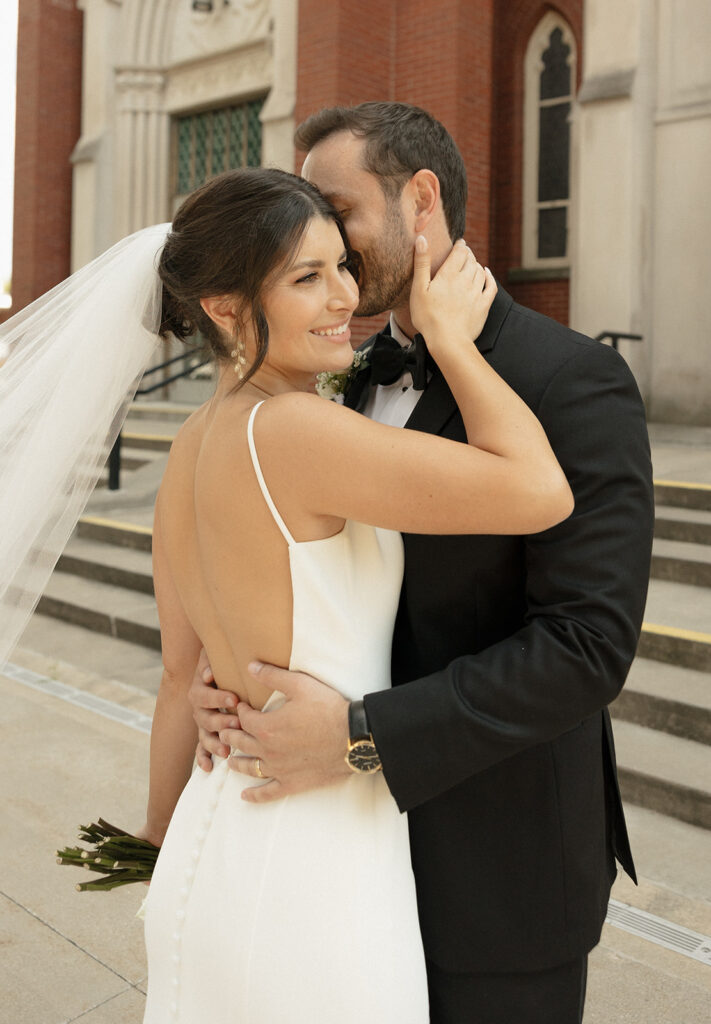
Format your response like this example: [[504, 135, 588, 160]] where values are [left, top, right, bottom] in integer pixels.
[[362, 315, 428, 428]]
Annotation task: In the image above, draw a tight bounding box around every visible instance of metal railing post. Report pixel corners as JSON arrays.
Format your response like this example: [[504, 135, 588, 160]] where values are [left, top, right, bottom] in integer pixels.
[[108, 432, 122, 491], [595, 331, 643, 351], [105, 350, 210, 491]]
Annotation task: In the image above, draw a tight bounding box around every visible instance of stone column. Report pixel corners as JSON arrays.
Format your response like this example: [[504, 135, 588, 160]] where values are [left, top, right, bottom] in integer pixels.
[[114, 68, 169, 240], [260, 0, 297, 171], [570, 0, 654, 395], [71, 0, 124, 270], [647, 0, 711, 423]]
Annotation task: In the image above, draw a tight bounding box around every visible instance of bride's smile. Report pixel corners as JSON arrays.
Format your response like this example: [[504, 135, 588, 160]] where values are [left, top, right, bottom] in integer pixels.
[[257, 215, 359, 388]]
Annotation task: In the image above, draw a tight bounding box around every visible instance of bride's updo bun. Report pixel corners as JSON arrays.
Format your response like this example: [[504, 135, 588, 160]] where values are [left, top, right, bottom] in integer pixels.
[[158, 167, 356, 388]]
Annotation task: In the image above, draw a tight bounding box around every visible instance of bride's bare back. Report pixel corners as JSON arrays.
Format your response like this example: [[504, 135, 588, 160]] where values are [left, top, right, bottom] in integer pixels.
[[155, 394, 344, 711]]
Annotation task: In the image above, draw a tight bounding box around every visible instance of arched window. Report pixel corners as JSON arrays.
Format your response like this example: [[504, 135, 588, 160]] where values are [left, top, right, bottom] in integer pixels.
[[523, 13, 577, 268]]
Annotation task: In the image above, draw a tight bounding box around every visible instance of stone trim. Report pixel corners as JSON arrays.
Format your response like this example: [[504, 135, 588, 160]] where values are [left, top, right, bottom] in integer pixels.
[[577, 69, 636, 105]]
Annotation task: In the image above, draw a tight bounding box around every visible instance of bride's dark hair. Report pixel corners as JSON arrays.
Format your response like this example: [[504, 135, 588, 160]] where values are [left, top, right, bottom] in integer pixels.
[[158, 167, 358, 388]]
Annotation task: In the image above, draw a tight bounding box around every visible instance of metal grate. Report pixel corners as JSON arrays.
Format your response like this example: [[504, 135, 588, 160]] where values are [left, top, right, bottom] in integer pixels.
[[173, 97, 266, 198], [606, 898, 711, 965], [3, 661, 153, 734]]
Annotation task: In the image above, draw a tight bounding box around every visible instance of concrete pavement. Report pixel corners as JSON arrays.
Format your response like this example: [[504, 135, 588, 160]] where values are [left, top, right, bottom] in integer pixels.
[[2, 645, 710, 1024]]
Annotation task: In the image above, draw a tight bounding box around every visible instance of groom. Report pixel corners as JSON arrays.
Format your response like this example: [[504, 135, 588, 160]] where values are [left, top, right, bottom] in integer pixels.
[[189, 103, 654, 1022]]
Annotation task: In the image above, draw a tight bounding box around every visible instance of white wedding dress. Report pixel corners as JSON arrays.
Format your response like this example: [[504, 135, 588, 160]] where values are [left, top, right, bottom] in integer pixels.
[[142, 402, 429, 1023]]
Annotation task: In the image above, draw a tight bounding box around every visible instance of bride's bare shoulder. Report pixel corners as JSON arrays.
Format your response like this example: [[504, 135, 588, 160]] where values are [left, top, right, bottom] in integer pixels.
[[253, 391, 353, 434]]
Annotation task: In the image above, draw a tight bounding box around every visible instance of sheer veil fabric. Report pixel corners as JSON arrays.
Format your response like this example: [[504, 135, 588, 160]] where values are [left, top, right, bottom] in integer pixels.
[[0, 223, 170, 666]]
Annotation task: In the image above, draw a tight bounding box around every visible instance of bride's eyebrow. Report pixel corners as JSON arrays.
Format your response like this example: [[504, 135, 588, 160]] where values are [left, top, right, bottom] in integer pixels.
[[288, 250, 348, 272], [290, 259, 325, 271]]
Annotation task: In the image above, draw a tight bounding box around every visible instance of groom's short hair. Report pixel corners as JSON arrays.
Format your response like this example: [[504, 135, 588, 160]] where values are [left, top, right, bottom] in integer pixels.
[[295, 102, 467, 242]]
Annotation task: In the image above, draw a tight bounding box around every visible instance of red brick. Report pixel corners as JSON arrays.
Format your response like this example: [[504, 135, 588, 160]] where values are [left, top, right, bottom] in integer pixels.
[[10, 0, 83, 314]]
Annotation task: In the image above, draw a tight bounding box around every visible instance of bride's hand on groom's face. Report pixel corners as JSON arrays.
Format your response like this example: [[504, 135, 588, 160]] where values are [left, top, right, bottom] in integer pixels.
[[219, 662, 352, 803], [188, 654, 241, 771]]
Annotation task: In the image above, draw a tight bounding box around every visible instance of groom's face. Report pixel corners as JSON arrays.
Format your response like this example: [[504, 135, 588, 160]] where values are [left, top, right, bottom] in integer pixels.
[[302, 132, 414, 318]]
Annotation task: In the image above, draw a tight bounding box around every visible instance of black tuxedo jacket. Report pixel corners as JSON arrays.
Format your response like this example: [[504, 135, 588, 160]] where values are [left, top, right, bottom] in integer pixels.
[[353, 288, 654, 974]]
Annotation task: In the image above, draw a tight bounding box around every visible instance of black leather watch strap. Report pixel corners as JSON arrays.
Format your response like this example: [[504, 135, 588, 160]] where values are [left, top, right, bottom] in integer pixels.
[[348, 699, 371, 741]]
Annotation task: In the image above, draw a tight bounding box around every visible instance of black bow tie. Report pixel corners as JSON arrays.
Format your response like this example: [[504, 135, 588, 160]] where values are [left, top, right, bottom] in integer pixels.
[[368, 332, 433, 391]]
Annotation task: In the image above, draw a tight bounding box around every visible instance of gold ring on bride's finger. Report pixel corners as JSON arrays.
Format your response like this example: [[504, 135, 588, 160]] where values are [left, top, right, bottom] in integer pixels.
[[254, 757, 266, 778]]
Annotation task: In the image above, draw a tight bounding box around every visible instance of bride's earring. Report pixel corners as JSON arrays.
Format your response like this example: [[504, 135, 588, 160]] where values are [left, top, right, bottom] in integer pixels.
[[230, 335, 247, 378]]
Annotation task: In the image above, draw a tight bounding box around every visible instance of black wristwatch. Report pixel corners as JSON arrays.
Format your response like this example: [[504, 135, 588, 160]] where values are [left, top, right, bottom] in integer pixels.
[[345, 699, 382, 774]]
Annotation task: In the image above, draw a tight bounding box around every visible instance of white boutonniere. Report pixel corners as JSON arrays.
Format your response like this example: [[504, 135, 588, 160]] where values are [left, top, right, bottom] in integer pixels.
[[315, 350, 369, 402]]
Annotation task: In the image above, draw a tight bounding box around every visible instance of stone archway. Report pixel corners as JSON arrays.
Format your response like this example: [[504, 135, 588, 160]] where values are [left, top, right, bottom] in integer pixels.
[[72, 0, 296, 264]]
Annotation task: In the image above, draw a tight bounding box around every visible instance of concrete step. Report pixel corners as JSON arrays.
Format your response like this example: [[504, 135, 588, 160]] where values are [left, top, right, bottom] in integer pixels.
[[651, 537, 711, 587], [611, 658, 711, 746], [640, 578, 711, 672], [639, 626, 711, 673], [17, 615, 163, 693], [94, 450, 157, 490], [128, 400, 198, 423], [123, 417, 184, 439], [655, 504, 711, 545], [36, 571, 160, 651], [57, 536, 154, 594], [121, 430, 173, 453], [108, 452, 152, 472], [654, 480, 711, 512], [77, 515, 153, 553], [613, 719, 711, 830]]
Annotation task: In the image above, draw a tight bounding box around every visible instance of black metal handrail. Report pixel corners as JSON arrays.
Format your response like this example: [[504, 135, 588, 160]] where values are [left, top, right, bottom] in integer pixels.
[[595, 331, 643, 351], [108, 351, 211, 490]]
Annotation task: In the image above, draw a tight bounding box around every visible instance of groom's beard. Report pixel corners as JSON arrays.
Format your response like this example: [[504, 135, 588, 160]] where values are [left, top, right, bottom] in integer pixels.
[[354, 206, 413, 318]]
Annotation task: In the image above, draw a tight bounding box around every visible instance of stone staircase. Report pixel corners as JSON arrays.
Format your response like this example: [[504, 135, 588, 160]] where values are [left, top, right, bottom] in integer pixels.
[[27, 406, 711, 831], [611, 481, 711, 831], [34, 402, 182, 653]]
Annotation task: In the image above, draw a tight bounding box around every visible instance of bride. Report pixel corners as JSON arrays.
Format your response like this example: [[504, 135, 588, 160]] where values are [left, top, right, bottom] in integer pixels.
[[137, 166, 572, 1023], [0, 165, 571, 1023]]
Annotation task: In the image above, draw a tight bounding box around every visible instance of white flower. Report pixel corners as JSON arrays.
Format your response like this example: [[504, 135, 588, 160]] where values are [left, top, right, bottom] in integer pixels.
[[315, 375, 344, 400], [315, 350, 369, 401]]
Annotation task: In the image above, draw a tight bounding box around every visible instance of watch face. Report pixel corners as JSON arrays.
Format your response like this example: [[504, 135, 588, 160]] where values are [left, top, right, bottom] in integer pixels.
[[347, 740, 381, 774]]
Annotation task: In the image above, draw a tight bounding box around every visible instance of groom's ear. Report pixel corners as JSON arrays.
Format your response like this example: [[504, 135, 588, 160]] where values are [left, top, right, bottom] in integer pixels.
[[409, 169, 441, 233]]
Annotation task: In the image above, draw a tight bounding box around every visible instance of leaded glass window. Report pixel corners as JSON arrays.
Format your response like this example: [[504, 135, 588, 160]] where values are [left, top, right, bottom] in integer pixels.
[[523, 16, 576, 267], [172, 98, 265, 205]]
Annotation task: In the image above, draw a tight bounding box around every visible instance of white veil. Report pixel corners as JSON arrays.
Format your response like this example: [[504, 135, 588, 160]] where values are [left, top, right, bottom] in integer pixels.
[[0, 223, 171, 666]]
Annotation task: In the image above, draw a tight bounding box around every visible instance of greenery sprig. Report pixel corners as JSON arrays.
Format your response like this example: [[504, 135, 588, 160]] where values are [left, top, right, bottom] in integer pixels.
[[315, 350, 369, 401], [56, 818, 159, 892]]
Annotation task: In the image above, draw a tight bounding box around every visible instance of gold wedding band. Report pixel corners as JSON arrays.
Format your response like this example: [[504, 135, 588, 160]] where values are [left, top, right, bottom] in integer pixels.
[[254, 757, 266, 778]]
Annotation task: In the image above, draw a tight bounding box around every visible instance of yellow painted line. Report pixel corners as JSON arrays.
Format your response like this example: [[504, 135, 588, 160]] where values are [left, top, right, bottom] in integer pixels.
[[79, 515, 153, 536], [122, 432, 174, 443], [654, 479, 711, 492], [642, 622, 711, 645]]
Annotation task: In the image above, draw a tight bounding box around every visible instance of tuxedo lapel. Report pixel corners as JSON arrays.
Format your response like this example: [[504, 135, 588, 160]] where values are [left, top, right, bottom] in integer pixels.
[[343, 333, 380, 412], [343, 362, 372, 412], [403, 366, 457, 435], [403, 285, 514, 435], [345, 285, 514, 427], [476, 284, 513, 356]]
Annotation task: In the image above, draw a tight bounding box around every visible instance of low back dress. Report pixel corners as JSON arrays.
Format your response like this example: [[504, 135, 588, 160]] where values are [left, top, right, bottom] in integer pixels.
[[142, 400, 429, 1023]]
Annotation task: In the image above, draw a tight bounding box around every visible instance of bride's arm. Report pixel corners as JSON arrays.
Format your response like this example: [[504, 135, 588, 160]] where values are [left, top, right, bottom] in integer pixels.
[[140, 507, 202, 846], [252, 240, 573, 538]]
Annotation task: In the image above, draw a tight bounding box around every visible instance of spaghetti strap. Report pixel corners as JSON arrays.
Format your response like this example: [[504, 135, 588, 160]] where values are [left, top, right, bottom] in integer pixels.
[[247, 401, 295, 546]]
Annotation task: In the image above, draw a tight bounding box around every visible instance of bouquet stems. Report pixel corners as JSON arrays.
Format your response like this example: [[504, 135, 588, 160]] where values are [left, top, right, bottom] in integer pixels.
[[56, 818, 159, 891]]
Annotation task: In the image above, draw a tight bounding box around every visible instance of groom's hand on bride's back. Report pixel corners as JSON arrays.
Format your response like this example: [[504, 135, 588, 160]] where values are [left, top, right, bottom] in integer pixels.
[[220, 662, 352, 803], [188, 650, 241, 771]]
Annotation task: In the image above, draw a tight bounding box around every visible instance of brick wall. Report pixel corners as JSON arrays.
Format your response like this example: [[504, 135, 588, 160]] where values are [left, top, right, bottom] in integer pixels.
[[9, 0, 83, 316], [296, 0, 495, 347]]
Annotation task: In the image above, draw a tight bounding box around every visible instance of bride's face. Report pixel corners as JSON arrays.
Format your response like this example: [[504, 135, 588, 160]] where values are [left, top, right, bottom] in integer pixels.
[[259, 216, 359, 383]]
